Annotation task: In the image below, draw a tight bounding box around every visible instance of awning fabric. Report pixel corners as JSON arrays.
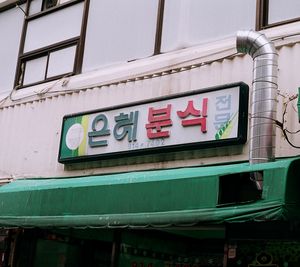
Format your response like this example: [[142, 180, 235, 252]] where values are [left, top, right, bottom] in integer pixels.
[[0, 157, 299, 228]]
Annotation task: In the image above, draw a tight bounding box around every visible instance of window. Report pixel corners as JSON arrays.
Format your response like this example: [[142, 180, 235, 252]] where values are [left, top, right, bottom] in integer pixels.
[[42, 0, 58, 10], [21, 44, 77, 85], [257, 0, 300, 29], [0, 4, 24, 93], [15, 0, 300, 89], [15, 0, 88, 88], [161, 0, 256, 52], [81, 0, 159, 73], [29, 0, 74, 14]]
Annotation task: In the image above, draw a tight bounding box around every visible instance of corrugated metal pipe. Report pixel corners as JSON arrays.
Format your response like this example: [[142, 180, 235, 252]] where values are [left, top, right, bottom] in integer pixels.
[[236, 30, 278, 165]]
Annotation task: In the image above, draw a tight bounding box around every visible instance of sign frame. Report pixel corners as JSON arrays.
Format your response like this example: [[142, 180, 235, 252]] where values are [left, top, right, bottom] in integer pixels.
[[58, 82, 249, 164]]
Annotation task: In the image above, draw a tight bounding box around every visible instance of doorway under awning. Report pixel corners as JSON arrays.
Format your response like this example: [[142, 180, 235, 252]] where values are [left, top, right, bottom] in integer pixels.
[[0, 157, 299, 228]]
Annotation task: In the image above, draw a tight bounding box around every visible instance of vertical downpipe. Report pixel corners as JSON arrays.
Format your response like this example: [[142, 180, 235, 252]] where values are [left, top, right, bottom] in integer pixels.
[[236, 30, 278, 189], [236, 30, 278, 164]]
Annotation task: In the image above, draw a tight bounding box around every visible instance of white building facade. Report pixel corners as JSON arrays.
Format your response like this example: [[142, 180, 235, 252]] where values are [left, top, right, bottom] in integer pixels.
[[0, 1, 300, 266], [0, 0, 299, 179]]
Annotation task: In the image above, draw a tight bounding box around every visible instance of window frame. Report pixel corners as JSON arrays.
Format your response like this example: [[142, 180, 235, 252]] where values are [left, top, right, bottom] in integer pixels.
[[256, 0, 300, 30], [42, 0, 58, 11], [14, 0, 300, 88], [0, 0, 26, 12], [0, 2, 27, 92], [14, 0, 90, 89], [154, 0, 165, 55], [15, 0, 165, 89], [19, 37, 79, 87]]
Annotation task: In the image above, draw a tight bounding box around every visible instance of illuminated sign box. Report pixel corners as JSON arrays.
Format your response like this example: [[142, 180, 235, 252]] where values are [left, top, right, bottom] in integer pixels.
[[58, 82, 248, 163]]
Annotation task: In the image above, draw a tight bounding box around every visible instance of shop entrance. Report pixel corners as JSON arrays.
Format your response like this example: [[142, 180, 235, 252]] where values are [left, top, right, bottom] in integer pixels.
[[12, 228, 225, 267], [119, 230, 224, 267]]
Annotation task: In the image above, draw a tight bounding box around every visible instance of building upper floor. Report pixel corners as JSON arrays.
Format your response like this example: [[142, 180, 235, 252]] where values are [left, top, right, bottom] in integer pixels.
[[0, 0, 300, 178], [1, 0, 300, 97]]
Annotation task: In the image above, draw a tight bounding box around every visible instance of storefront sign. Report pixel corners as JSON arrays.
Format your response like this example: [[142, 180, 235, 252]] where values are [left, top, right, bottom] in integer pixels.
[[58, 82, 248, 163]]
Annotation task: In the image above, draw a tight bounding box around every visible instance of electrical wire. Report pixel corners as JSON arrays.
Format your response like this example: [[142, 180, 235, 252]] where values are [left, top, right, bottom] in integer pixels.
[[281, 94, 300, 149], [250, 93, 300, 149], [285, 128, 300, 134], [3, 31, 300, 106], [271, 32, 300, 42], [2, 27, 300, 108], [0, 31, 300, 114], [0, 51, 239, 108], [15, 2, 26, 16], [6, 74, 72, 104]]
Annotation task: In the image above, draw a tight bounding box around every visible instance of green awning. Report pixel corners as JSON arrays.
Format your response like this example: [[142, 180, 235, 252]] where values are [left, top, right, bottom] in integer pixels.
[[0, 157, 299, 228]]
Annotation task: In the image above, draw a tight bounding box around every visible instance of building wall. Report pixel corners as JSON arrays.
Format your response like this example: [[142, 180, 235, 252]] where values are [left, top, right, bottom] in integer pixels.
[[0, 2, 300, 179]]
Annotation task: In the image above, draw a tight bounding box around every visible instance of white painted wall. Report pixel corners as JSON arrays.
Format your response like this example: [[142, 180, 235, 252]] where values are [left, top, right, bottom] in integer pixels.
[[0, 22, 300, 179]]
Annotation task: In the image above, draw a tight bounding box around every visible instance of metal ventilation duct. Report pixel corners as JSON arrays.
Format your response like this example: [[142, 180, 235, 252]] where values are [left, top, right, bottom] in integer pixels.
[[236, 30, 278, 164]]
